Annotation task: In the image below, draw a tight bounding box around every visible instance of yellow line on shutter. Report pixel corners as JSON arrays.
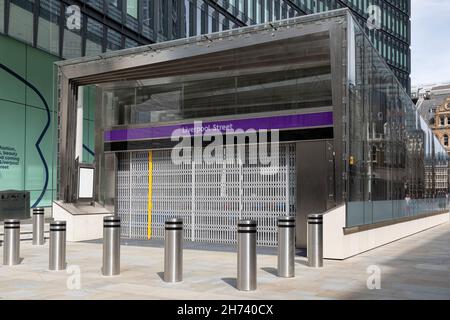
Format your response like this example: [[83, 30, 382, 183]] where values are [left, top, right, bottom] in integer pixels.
[[147, 151, 153, 240]]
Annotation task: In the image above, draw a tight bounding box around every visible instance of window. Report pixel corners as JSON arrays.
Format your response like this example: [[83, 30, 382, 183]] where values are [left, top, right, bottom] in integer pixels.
[[281, 2, 287, 19], [159, 0, 167, 38], [441, 117, 445, 126], [106, 28, 122, 51], [221, 16, 229, 31], [200, 3, 207, 34], [126, 0, 138, 18], [62, 5, 83, 59], [9, 0, 34, 44], [0, 0, 4, 33], [37, 0, 60, 55], [108, 0, 122, 22], [249, 0, 254, 21], [125, 37, 138, 49], [211, 10, 219, 32], [142, 0, 153, 39], [86, 18, 103, 56], [444, 135, 449, 147], [86, 0, 103, 11], [274, 0, 280, 20], [188, 0, 195, 36], [126, 0, 138, 31]]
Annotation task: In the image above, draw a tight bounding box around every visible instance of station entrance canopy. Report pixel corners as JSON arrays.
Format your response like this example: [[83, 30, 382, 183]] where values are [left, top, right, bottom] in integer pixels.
[[55, 9, 447, 246]]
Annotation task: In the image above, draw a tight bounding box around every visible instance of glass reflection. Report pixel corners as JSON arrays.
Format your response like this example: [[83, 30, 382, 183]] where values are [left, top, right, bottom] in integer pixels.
[[347, 21, 449, 227]]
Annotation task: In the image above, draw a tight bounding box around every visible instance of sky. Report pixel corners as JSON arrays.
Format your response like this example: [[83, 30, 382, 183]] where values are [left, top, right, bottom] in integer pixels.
[[411, 0, 450, 86]]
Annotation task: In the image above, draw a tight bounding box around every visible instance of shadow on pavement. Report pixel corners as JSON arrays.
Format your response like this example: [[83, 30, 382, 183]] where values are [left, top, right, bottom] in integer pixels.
[[221, 277, 237, 289], [261, 267, 278, 276]]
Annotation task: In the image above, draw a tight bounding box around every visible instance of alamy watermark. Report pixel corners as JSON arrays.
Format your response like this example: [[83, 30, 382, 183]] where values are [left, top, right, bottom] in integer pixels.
[[366, 5, 382, 30], [366, 265, 381, 290], [66, 5, 81, 31], [171, 121, 280, 175], [66, 265, 82, 290]]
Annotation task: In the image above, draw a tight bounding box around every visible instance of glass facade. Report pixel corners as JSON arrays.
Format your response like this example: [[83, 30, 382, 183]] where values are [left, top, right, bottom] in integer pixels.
[[37, 0, 60, 55], [0, 1, 410, 92], [346, 18, 447, 227], [181, 0, 410, 92], [101, 60, 332, 128], [8, 0, 34, 44], [0, 34, 59, 207], [62, 12, 83, 59], [86, 18, 103, 56], [0, 33, 97, 208]]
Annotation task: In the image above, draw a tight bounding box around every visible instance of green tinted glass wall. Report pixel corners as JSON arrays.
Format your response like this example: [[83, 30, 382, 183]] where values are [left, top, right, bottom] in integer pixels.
[[0, 101, 25, 190], [0, 34, 58, 207], [0, 35, 27, 104]]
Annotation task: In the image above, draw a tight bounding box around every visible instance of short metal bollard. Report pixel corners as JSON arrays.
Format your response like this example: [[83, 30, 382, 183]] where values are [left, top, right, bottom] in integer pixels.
[[32, 207, 45, 245], [164, 218, 183, 282], [277, 216, 295, 277], [237, 219, 257, 291], [102, 216, 121, 276], [49, 221, 66, 271], [3, 219, 20, 266], [307, 213, 323, 268]]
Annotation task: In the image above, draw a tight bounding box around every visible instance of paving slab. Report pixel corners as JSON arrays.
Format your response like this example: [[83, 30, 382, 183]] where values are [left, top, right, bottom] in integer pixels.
[[0, 222, 449, 300]]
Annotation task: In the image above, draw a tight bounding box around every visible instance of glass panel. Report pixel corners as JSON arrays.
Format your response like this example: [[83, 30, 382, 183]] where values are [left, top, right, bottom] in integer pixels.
[[0, 34, 27, 104], [81, 85, 96, 164], [62, 5, 83, 59], [107, 0, 122, 22], [142, 0, 154, 39], [25, 106, 55, 192], [125, 37, 138, 48], [26, 46, 59, 111], [346, 17, 449, 227], [127, 0, 138, 18], [0, 0, 4, 33], [86, 0, 103, 11], [126, 0, 138, 31], [9, 0, 34, 44], [37, 0, 60, 55], [101, 33, 332, 127], [29, 189, 54, 207], [86, 17, 103, 56], [106, 27, 122, 51], [0, 101, 25, 190]]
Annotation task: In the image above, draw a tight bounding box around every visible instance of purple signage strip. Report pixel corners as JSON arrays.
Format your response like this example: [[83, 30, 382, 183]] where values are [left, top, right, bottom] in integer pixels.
[[104, 112, 333, 142]]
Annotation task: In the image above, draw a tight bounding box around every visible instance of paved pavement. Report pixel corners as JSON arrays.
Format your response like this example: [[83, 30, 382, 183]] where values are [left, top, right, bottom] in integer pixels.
[[0, 222, 449, 300]]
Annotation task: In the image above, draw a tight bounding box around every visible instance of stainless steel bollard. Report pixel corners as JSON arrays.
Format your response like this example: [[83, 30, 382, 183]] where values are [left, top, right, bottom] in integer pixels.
[[307, 213, 323, 268], [49, 221, 66, 271], [277, 216, 295, 277], [32, 208, 45, 245], [237, 219, 257, 291], [3, 219, 20, 266], [102, 216, 121, 276], [164, 218, 183, 282]]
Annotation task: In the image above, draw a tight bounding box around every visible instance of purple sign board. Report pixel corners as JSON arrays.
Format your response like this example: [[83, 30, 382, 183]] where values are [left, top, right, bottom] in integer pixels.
[[104, 112, 333, 142]]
